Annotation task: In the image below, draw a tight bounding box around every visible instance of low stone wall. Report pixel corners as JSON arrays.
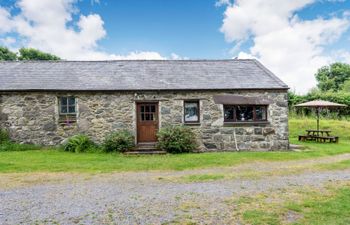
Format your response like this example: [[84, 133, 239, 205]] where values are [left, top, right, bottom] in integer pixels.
[[0, 90, 289, 151]]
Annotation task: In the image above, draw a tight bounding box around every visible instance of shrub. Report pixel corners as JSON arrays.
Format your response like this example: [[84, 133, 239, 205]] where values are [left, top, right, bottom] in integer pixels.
[[0, 142, 41, 152], [63, 134, 96, 153], [0, 129, 10, 144], [103, 130, 135, 153], [0, 129, 43, 152], [157, 125, 197, 153]]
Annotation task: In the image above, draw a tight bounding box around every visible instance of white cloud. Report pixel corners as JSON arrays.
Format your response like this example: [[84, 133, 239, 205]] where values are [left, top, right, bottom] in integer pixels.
[[110, 51, 166, 60], [170, 53, 189, 60], [215, 0, 232, 7], [237, 52, 255, 59], [332, 50, 350, 63], [219, 0, 350, 93], [0, 0, 171, 60], [0, 8, 13, 33]]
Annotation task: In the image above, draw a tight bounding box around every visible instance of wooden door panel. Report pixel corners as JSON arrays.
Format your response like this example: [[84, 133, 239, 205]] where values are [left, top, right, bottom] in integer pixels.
[[137, 103, 158, 143]]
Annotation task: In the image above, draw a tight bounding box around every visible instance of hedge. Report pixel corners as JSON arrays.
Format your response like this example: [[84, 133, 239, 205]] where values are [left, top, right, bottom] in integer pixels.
[[288, 91, 350, 118]]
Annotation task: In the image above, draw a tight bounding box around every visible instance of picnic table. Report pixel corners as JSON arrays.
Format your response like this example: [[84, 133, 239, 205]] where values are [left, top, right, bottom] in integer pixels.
[[299, 129, 338, 143], [306, 129, 331, 137]]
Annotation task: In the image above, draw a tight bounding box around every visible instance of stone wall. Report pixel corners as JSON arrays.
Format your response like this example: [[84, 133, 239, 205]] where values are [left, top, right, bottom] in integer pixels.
[[0, 90, 289, 151]]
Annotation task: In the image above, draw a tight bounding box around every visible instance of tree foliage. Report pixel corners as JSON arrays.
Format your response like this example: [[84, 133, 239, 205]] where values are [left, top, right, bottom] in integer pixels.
[[288, 90, 350, 117], [341, 80, 350, 92], [0, 46, 60, 61], [0, 47, 17, 61], [18, 48, 60, 60], [315, 63, 350, 92], [291, 61, 350, 118]]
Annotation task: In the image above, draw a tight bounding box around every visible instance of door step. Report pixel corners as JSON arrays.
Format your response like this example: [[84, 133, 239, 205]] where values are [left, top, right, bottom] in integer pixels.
[[124, 150, 167, 155], [124, 143, 166, 155]]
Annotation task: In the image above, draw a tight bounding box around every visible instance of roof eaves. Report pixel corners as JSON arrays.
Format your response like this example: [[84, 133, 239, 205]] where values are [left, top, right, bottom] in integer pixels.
[[0, 87, 290, 92]]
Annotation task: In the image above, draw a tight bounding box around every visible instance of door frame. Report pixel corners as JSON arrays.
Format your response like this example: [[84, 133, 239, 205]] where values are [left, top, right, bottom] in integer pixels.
[[136, 101, 159, 144]]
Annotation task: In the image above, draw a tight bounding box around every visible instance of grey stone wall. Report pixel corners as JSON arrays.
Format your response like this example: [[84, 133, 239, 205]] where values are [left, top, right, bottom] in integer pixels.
[[0, 90, 289, 151]]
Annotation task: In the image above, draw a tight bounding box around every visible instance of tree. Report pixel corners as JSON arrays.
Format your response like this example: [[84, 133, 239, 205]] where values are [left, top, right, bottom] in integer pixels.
[[0, 47, 17, 61], [0, 46, 61, 61], [315, 62, 350, 92], [18, 48, 60, 60], [342, 79, 350, 92]]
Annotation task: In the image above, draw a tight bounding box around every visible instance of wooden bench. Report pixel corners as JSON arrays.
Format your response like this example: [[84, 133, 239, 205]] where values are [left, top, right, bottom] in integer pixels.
[[299, 135, 338, 143], [315, 136, 339, 143], [298, 135, 310, 141]]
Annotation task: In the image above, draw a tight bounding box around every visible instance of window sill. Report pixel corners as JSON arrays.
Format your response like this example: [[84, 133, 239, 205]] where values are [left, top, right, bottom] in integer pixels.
[[224, 121, 270, 126], [184, 122, 201, 126]]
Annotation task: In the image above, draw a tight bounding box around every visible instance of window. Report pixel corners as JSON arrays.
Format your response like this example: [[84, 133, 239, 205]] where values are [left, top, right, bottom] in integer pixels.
[[184, 101, 200, 123], [140, 104, 157, 121], [224, 105, 267, 122], [59, 97, 76, 114]]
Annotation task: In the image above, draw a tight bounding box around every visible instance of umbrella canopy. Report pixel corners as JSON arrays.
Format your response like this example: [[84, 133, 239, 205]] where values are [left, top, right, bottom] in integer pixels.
[[295, 100, 347, 108], [295, 100, 347, 131]]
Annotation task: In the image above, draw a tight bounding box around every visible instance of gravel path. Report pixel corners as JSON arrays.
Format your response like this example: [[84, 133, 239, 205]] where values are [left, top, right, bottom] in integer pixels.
[[1, 154, 350, 224]]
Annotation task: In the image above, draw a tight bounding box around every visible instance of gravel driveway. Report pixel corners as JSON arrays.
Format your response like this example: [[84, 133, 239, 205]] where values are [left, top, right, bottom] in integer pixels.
[[1, 154, 350, 225]]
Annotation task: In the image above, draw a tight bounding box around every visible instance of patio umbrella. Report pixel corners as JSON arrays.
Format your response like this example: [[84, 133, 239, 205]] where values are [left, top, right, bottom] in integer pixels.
[[295, 100, 347, 131]]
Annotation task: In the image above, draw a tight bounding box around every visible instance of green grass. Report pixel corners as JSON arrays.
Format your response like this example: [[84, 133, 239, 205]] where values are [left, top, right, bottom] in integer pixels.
[[0, 142, 42, 152], [234, 183, 350, 225], [242, 210, 280, 225], [0, 141, 349, 173], [317, 159, 350, 171], [180, 174, 225, 182], [0, 118, 350, 173], [291, 187, 350, 225], [289, 117, 350, 141]]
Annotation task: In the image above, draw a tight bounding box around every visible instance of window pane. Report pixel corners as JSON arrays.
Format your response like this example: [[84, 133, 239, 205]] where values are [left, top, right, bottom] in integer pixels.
[[68, 97, 75, 106], [60, 97, 67, 106], [154, 113, 157, 121], [141, 113, 145, 121], [145, 113, 150, 120], [224, 106, 234, 121], [256, 106, 267, 121], [145, 106, 150, 112], [141, 106, 145, 112], [150, 113, 154, 120], [236, 106, 253, 121], [61, 106, 68, 113], [184, 102, 199, 122], [150, 105, 156, 113], [68, 106, 76, 113]]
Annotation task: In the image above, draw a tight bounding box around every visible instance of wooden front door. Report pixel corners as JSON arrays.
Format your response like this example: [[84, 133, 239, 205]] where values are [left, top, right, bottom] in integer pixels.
[[137, 102, 159, 143]]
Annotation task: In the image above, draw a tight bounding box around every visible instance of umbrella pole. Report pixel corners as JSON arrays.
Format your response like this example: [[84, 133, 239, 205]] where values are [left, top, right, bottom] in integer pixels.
[[317, 107, 320, 132]]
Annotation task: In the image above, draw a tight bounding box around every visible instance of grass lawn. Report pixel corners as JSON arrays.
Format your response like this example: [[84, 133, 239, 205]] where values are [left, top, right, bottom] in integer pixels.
[[0, 118, 350, 173], [289, 117, 350, 141], [232, 182, 350, 225], [1, 141, 350, 173]]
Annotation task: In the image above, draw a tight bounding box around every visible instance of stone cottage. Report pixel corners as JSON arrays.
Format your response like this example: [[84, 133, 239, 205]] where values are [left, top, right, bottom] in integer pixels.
[[0, 59, 289, 151]]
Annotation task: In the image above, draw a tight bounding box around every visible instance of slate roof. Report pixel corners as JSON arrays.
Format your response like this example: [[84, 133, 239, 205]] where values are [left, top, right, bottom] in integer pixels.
[[0, 59, 288, 91]]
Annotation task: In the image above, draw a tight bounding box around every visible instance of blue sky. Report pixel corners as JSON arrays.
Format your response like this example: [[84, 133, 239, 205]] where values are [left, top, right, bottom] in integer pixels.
[[0, 0, 350, 93], [76, 0, 232, 59], [77, 0, 350, 59]]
